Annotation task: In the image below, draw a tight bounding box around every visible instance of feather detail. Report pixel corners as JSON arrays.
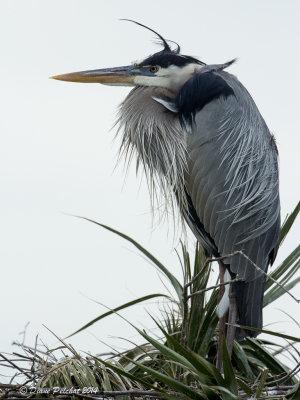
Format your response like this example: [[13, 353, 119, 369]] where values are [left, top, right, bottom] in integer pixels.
[[152, 96, 178, 112], [116, 86, 188, 224], [216, 269, 231, 318]]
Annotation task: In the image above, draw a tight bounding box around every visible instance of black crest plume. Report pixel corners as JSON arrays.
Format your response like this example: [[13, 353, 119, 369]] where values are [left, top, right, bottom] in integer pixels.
[[120, 19, 180, 54]]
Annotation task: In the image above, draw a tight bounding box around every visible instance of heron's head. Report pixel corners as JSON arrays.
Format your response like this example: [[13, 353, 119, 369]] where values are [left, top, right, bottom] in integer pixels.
[[51, 20, 205, 93]]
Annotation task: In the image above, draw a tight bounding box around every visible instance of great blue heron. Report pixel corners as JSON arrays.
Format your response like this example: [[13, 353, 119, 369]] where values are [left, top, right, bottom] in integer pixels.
[[52, 20, 280, 363]]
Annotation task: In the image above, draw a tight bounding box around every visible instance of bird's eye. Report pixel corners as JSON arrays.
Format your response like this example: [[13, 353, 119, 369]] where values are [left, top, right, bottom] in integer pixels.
[[149, 66, 158, 73]]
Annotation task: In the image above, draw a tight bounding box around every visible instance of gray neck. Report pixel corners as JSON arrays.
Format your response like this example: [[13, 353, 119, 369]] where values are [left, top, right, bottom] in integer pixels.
[[116, 86, 188, 218]]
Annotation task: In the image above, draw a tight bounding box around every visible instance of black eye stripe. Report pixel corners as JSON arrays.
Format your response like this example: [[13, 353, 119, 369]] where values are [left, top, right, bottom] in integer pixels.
[[139, 51, 204, 68]]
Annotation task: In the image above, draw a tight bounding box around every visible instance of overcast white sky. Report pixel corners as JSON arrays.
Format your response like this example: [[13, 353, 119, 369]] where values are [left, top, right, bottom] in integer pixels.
[[1, 0, 299, 380]]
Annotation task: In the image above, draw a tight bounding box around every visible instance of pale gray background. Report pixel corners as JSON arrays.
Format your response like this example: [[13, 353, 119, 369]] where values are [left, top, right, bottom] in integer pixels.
[[1, 0, 299, 379]]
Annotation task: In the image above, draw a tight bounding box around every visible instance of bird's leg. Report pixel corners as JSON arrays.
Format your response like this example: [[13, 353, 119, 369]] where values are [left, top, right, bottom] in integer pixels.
[[226, 282, 237, 356], [217, 261, 227, 372]]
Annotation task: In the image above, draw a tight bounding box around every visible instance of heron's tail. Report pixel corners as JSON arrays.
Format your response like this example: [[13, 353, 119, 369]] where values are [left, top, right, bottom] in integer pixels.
[[234, 276, 266, 341]]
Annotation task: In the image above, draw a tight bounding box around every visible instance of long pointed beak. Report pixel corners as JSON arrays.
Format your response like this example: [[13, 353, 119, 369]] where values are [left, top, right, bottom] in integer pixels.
[[51, 65, 135, 86]]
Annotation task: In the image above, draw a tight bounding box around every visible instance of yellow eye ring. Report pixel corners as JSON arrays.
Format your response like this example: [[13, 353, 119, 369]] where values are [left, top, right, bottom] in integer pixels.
[[149, 66, 158, 73]]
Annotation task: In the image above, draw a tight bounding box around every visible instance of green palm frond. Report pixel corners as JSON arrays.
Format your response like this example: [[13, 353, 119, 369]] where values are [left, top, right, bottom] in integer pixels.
[[4, 203, 298, 399]]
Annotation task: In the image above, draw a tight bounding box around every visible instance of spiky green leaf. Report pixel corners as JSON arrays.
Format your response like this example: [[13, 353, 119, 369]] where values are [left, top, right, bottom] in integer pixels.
[[256, 368, 269, 397], [222, 336, 238, 395], [67, 293, 168, 337], [79, 217, 183, 304], [280, 201, 300, 245]]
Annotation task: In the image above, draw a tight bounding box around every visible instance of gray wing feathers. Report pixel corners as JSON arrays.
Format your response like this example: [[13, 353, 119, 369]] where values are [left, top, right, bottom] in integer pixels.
[[186, 71, 280, 282]]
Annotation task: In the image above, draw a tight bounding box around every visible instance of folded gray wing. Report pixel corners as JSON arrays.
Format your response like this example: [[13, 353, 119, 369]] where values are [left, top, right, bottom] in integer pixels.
[[185, 71, 280, 282]]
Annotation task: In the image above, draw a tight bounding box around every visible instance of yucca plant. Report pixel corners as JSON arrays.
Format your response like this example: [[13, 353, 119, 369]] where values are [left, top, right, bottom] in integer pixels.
[[1, 202, 299, 399]]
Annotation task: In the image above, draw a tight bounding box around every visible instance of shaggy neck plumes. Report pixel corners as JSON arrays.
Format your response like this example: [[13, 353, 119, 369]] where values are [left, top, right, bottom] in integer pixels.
[[116, 86, 188, 220]]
